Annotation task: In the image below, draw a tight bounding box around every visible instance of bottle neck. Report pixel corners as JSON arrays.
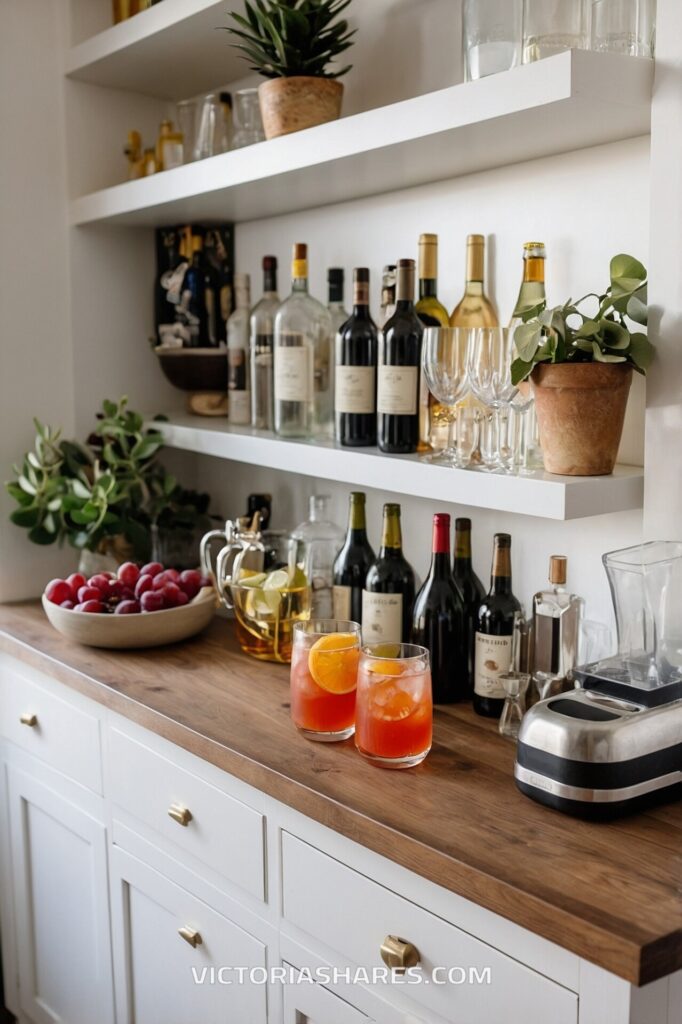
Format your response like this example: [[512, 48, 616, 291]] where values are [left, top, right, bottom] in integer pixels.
[[380, 510, 402, 555], [490, 546, 512, 596], [453, 527, 473, 569], [419, 278, 438, 300], [263, 269, 277, 294], [347, 497, 368, 537], [524, 256, 545, 284], [292, 276, 309, 294], [429, 517, 451, 578]]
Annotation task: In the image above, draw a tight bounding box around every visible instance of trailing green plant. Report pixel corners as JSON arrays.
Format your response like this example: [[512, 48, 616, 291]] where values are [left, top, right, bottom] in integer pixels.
[[511, 254, 652, 385], [225, 0, 356, 79], [6, 397, 212, 559]]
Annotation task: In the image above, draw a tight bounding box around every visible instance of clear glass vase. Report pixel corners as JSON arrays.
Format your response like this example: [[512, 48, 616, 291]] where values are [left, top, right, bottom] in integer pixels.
[[591, 0, 656, 58], [232, 88, 265, 149], [523, 0, 590, 62]]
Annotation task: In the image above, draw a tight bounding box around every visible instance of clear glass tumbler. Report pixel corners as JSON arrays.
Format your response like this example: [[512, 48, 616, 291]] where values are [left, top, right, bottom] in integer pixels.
[[591, 0, 656, 58], [355, 644, 432, 769], [462, 0, 523, 80], [232, 88, 266, 149], [290, 620, 361, 742], [523, 0, 590, 62], [193, 93, 222, 161]]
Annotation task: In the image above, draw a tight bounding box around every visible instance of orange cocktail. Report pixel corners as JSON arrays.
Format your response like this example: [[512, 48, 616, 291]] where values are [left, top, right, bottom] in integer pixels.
[[290, 620, 361, 741], [355, 643, 432, 768]]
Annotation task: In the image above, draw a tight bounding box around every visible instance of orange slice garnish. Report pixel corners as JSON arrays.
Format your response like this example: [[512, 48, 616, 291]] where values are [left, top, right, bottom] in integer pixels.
[[367, 658, 405, 676], [308, 633, 359, 694]]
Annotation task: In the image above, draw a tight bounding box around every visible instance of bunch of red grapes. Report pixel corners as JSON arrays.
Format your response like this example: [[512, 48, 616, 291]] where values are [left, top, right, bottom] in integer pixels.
[[44, 562, 212, 615]]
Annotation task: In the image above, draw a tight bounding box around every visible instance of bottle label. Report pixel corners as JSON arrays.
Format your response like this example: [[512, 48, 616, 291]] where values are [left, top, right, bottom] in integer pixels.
[[335, 366, 376, 414], [275, 346, 311, 403], [228, 348, 247, 390], [332, 585, 352, 620], [474, 633, 513, 699], [377, 365, 418, 416], [362, 591, 403, 644], [228, 389, 251, 424]]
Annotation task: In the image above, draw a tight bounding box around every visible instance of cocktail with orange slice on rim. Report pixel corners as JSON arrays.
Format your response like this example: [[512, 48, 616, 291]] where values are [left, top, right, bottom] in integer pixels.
[[290, 620, 361, 741], [355, 643, 432, 768]]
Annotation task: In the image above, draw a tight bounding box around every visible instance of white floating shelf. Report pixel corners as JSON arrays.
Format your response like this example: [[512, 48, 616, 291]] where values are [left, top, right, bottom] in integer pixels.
[[150, 413, 644, 521], [70, 50, 652, 228]]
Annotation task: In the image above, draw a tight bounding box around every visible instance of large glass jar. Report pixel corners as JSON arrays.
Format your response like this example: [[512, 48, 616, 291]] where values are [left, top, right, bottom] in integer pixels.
[[232, 88, 265, 149], [591, 0, 656, 58], [292, 496, 344, 619], [462, 0, 523, 81], [523, 0, 590, 62]]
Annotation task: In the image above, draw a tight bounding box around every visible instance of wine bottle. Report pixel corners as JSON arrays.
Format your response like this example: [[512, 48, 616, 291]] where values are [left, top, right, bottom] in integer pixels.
[[412, 512, 466, 703], [452, 517, 485, 697], [377, 260, 423, 454], [333, 491, 376, 623], [335, 268, 378, 447], [363, 503, 415, 644], [509, 242, 546, 330], [274, 243, 332, 438], [474, 533, 522, 718], [227, 273, 251, 425], [250, 255, 279, 430], [450, 234, 499, 328], [415, 233, 450, 452], [327, 267, 350, 336]]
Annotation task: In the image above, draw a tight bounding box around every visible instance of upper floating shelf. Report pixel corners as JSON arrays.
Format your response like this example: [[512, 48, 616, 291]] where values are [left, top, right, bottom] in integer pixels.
[[150, 413, 644, 521], [70, 51, 653, 228]]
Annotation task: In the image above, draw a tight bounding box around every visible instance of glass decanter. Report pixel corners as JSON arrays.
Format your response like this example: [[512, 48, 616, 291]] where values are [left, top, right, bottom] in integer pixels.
[[292, 496, 344, 619]]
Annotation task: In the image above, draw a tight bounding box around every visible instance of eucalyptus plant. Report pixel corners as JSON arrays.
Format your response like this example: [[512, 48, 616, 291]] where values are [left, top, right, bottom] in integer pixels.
[[6, 397, 211, 558], [511, 254, 652, 385], [226, 0, 356, 79]]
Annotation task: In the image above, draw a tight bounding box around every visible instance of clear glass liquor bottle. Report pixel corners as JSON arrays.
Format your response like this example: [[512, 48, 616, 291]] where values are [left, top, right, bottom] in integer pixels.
[[531, 555, 583, 700], [250, 255, 279, 430], [292, 495, 344, 619], [274, 243, 333, 438], [227, 272, 251, 425]]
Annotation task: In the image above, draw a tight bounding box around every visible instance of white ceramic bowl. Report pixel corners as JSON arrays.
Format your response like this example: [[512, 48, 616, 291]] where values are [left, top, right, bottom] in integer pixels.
[[41, 587, 217, 649]]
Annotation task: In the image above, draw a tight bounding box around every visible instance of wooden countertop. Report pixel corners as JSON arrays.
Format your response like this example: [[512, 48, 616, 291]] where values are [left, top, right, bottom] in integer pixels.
[[1, 603, 681, 986]]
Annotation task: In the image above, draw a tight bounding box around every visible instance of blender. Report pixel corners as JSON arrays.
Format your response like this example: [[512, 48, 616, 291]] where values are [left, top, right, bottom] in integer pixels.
[[515, 542, 682, 817]]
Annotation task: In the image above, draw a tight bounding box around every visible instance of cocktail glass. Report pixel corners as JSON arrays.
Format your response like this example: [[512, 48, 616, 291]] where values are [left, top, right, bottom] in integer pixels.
[[355, 643, 432, 768], [290, 620, 361, 741]]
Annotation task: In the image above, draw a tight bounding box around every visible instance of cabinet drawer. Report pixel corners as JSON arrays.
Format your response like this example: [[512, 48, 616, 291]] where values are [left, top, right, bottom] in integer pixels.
[[282, 834, 577, 1024], [0, 664, 102, 792], [109, 727, 266, 901]]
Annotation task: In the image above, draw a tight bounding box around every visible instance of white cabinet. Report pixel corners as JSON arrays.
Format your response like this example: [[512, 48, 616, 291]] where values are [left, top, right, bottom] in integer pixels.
[[6, 765, 113, 1024], [109, 846, 267, 1024], [282, 972, 372, 1024]]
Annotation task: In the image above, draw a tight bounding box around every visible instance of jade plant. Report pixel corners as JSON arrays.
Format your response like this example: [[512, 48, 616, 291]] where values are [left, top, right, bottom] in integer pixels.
[[6, 397, 212, 559], [511, 254, 652, 385], [226, 0, 356, 79]]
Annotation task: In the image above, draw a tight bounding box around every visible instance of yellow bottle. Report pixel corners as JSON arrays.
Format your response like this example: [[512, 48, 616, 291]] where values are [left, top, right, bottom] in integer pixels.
[[450, 234, 498, 328]]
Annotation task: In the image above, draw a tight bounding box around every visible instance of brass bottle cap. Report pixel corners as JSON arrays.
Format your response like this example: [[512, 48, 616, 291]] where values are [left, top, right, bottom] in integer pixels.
[[418, 234, 438, 280], [549, 555, 567, 585]]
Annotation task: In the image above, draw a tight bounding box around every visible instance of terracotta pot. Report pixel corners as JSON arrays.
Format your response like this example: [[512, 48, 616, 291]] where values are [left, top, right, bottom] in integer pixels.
[[258, 77, 343, 140], [531, 362, 633, 476]]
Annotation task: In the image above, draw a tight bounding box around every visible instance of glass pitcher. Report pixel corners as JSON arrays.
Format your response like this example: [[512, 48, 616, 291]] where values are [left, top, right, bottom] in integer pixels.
[[603, 541, 682, 686], [200, 515, 266, 610]]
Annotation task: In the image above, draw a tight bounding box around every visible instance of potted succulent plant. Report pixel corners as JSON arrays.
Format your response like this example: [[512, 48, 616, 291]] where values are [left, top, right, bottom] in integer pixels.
[[511, 254, 652, 476], [226, 0, 355, 140], [6, 397, 214, 572]]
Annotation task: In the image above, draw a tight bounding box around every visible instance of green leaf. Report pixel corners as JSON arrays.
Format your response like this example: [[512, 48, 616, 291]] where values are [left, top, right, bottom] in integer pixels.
[[18, 474, 36, 496], [131, 437, 163, 462], [10, 507, 40, 528], [511, 357, 534, 386], [575, 320, 600, 339], [592, 342, 626, 363], [628, 332, 654, 372], [611, 253, 646, 285], [102, 399, 118, 418], [513, 322, 543, 362], [28, 526, 57, 546], [6, 481, 33, 505], [69, 508, 98, 525], [71, 479, 92, 500], [601, 319, 630, 350], [626, 291, 648, 326]]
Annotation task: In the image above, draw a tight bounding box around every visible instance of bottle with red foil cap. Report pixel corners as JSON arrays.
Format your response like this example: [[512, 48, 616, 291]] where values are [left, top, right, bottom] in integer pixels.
[[411, 512, 466, 703]]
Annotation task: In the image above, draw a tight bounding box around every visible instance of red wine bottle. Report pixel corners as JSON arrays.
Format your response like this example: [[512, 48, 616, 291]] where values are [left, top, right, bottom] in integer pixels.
[[452, 517, 485, 697], [474, 533, 522, 718], [333, 491, 376, 624], [412, 513, 466, 703], [377, 260, 423, 454], [335, 268, 378, 447], [363, 503, 415, 644]]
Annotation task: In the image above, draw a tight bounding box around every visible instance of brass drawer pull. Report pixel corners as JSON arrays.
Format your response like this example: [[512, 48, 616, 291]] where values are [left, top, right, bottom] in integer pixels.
[[168, 803, 193, 827], [178, 926, 202, 948], [20, 713, 38, 728], [380, 935, 420, 973]]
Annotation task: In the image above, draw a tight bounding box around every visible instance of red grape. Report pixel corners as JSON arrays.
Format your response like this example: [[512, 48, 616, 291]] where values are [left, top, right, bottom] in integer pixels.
[[134, 574, 154, 599], [161, 582, 182, 607], [66, 573, 87, 599], [60, 600, 75, 610], [140, 590, 164, 613], [78, 585, 101, 603], [175, 590, 189, 607], [78, 600, 105, 613], [117, 562, 140, 588], [179, 569, 201, 599], [115, 599, 141, 615], [107, 579, 127, 601], [140, 561, 164, 578], [198, 575, 212, 590], [45, 579, 72, 605], [88, 574, 111, 593]]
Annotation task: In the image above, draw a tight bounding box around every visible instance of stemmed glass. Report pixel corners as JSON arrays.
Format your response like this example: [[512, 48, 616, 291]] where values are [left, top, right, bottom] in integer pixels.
[[421, 327, 472, 467], [467, 327, 517, 472]]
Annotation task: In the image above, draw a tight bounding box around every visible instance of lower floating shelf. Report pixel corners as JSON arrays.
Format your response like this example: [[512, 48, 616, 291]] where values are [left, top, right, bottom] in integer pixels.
[[150, 413, 644, 522]]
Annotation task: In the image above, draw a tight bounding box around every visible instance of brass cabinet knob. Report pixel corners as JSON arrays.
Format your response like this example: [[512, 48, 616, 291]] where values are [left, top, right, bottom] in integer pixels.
[[20, 713, 38, 728], [168, 803, 193, 827], [178, 926, 202, 948], [380, 935, 420, 973]]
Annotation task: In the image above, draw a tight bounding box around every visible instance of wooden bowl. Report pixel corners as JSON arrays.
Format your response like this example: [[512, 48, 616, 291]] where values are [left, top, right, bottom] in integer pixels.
[[155, 347, 227, 392], [41, 587, 217, 649]]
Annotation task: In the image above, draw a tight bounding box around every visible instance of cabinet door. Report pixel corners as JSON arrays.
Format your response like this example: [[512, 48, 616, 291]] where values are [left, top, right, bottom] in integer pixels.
[[282, 974, 371, 1024], [110, 846, 267, 1024], [7, 766, 114, 1024]]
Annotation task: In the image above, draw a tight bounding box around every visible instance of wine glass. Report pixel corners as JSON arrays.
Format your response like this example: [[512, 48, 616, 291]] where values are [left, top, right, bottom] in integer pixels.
[[467, 327, 517, 471], [421, 327, 471, 466]]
